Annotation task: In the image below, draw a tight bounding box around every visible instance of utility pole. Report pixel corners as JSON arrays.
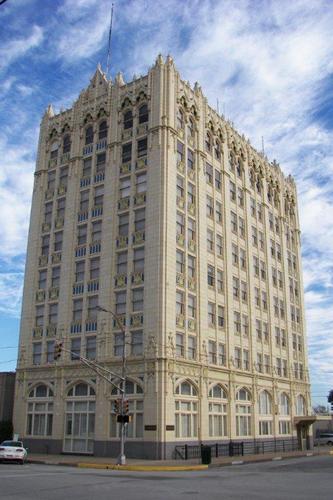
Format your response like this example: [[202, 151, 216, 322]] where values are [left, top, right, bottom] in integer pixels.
[[54, 304, 128, 465], [96, 305, 127, 465]]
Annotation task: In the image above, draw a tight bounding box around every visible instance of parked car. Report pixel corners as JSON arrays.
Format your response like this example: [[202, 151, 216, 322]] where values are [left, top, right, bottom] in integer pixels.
[[314, 432, 333, 446], [0, 441, 28, 464]]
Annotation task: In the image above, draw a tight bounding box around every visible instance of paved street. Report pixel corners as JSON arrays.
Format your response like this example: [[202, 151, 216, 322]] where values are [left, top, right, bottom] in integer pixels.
[[0, 455, 332, 500]]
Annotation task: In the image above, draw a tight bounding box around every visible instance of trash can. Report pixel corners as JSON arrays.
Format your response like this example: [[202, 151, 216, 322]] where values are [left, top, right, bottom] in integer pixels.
[[201, 445, 212, 464]]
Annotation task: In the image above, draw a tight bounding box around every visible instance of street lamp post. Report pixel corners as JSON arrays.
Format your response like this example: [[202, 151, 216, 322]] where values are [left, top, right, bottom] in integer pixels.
[[96, 305, 127, 465]]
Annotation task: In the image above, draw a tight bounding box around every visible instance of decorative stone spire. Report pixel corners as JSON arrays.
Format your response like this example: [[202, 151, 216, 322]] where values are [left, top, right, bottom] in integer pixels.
[[44, 104, 54, 119], [155, 53, 164, 66], [115, 71, 125, 86]]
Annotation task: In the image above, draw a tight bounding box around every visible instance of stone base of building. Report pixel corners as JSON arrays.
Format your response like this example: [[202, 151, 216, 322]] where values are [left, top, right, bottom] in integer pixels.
[[22, 436, 308, 460]]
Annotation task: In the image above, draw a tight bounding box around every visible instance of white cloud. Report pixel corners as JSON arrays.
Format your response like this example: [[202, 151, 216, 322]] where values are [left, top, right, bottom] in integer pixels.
[[0, 25, 43, 71]]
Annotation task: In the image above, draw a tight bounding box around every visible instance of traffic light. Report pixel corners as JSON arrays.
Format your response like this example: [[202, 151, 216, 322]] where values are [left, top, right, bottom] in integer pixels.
[[54, 342, 63, 360], [123, 399, 129, 415], [114, 399, 122, 415]]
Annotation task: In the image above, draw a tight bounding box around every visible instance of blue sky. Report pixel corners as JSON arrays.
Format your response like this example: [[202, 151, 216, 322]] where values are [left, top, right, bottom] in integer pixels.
[[0, 0, 333, 407]]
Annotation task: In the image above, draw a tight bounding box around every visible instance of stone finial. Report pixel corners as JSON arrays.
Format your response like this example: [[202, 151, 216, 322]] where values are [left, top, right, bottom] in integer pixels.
[[155, 53, 164, 66], [166, 54, 174, 66], [44, 104, 54, 119], [115, 71, 125, 86]]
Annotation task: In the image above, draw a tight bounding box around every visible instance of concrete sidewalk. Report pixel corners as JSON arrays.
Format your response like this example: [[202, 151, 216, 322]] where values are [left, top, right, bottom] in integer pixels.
[[26, 447, 332, 471]]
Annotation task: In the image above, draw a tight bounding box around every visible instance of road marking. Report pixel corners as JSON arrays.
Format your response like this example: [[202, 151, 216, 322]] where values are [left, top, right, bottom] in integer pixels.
[[272, 457, 282, 461], [0, 472, 68, 479], [231, 460, 244, 465]]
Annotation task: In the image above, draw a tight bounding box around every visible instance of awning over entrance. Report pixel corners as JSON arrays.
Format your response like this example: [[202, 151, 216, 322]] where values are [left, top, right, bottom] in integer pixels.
[[294, 416, 317, 426]]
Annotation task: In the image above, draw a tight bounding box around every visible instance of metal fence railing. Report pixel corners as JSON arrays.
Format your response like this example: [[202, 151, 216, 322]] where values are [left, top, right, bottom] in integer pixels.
[[175, 438, 299, 460]]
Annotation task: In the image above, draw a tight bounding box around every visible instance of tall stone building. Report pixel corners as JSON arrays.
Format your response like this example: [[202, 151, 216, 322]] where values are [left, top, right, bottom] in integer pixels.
[[13, 55, 312, 458]]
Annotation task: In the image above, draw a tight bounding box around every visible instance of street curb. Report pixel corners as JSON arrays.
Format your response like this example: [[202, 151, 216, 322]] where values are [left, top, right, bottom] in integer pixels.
[[77, 463, 208, 471]]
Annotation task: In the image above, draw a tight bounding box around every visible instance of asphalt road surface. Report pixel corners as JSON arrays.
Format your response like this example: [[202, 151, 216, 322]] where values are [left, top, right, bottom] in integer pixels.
[[0, 455, 332, 500]]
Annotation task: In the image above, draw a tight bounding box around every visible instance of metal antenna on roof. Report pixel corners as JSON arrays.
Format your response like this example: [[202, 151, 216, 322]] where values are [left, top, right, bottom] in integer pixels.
[[261, 136, 265, 155], [106, 2, 114, 78]]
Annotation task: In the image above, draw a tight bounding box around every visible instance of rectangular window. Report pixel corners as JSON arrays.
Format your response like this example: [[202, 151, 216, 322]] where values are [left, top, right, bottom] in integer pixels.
[[206, 163, 213, 184], [94, 185, 104, 206], [218, 343, 226, 366], [176, 291, 184, 315], [239, 217, 245, 238], [215, 169, 221, 190], [122, 143, 132, 163], [54, 231, 63, 252], [234, 311, 241, 333], [80, 190, 89, 212], [234, 347, 241, 369], [46, 341, 55, 363], [36, 305, 44, 327], [96, 152, 106, 172], [177, 212, 185, 235], [86, 336, 96, 360], [229, 181, 236, 201], [217, 306, 224, 328], [188, 255, 195, 278], [187, 149, 194, 171], [176, 332, 184, 357], [114, 333, 124, 357], [177, 141, 184, 163], [47, 170, 56, 190], [230, 211, 237, 232], [75, 261, 85, 283], [59, 166, 68, 187], [44, 202, 53, 224], [73, 299, 83, 321], [240, 248, 246, 269], [82, 157, 92, 178], [217, 270, 223, 292], [119, 177, 131, 198], [242, 314, 249, 336], [116, 291, 126, 314], [232, 244, 238, 265], [133, 247, 144, 272], [118, 213, 129, 236], [134, 208, 145, 231], [77, 224, 87, 246], [87, 295, 98, 319], [48, 303, 58, 325], [253, 256, 259, 276], [238, 187, 244, 207], [206, 196, 214, 217], [188, 183, 195, 205], [264, 354, 270, 374], [51, 266, 60, 287], [38, 270, 47, 290], [136, 172, 147, 193], [137, 137, 147, 157], [71, 338, 81, 360], [177, 250, 185, 273], [241, 281, 247, 302], [188, 295, 196, 319], [132, 288, 144, 311], [256, 319, 262, 341], [216, 234, 223, 257], [33, 343, 42, 365], [188, 218, 195, 242], [207, 229, 214, 252], [131, 330, 143, 356], [41, 235, 50, 256], [233, 277, 239, 298], [188, 336, 196, 359], [208, 302, 215, 325], [117, 251, 128, 274], [90, 257, 100, 279], [243, 349, 249, 370], [92, 220, 102, 242], [207, 265, 215, 287], [257, 353, 263, 373], [215, 201, 222, 223], [252, 226, 258, 246], [208, 340, 217, 364], [57, 198, 66, 218]]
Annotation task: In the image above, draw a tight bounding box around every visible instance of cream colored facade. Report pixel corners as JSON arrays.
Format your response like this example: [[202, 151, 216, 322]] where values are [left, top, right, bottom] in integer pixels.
[[13, 55, 311, 459]]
